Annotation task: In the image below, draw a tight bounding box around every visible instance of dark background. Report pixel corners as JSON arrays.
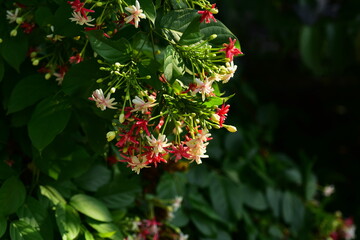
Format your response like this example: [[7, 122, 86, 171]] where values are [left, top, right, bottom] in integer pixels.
[[218, 0, 360, 227]]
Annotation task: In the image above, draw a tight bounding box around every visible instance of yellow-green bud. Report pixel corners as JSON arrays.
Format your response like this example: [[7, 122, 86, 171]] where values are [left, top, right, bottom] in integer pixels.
[[110, 87, 116, 93], [32, 59, 39, 66], [45, 73, 52, 80], [114, 62, 121, 68], [146, 75, 151, 79], [30, 52, 37, 58], [119, 113, 125, 123], [224, 124, 237, 132], [210, 113, 220, 123], [96, 2, 103, 6], [210, 8, 218, 14], [209, 34, 217, 40], [16, 17, 23, 24], [0, 38, 3, 43], [10, 29, 17, 37], [96, 78, 103, 83], [106, 131, 116, 142]]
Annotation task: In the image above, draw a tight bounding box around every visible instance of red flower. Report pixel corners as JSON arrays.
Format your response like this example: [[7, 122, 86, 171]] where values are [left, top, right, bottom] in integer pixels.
[[198, 4, 218, 23], [220, 38, 243, 61], [216, 104, 230, 127], [69, 53, 84, 64], [169, 144, 192, 162], [20, 22, 36, 34], [67, 0, 94, 19]]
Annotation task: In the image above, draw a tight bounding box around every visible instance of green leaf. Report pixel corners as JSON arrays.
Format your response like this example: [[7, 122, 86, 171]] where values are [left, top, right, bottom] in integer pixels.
[[0, 176, 26, 216], [0, 35, 28, 72], [163, 45, 184, 83], [203, 97, 223, 108], [179, 17, 203, 45], [62, 60, 102, 97], [200, 20, 240, 49], [157, 172, 186, 199], [224, 180, 243, 220], [190, 212, 216, 237], [266, 187, 282, 218], [39, 185, 66, 206], [241, 185, 268, 211], [70, 194, 112, 222], [84, 230, 95, 240], [141, 0, 156, 24], [75, 164, 111, 192], [28, 96, 71, 151], [87, 219, 123, 240], [0, 215, 7, 238], [282, 191, 305, 231], [188, 192, 223, 223], [87, 31, 132, 63], [55, 203, 81, 240], [17, 197, 48, 229], [284, 168, 302, 185], [170, 209, 189, 227], [10, 220, 44, 240], [7, 75, 56, 114], [160, 9, 198, 42], [0, 57, 4, 82], [209, 175, 229, 219], [35, 7, 53, 26]]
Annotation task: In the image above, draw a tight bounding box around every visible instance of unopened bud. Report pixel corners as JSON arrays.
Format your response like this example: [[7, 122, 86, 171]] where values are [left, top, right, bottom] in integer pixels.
[[110, 87, 116, 93], [210, 8, 218, 14], [0, 38, 3, 43], [114, 62, 121, 68], [97, 59, 103, 64], [10, 29, 17, 37], [114, 71, 121, 75], [146, 75, 151, 79], [96, 1, 103, 6], [106, 131, 116, 142], [209, 34, 217, 40], [30, 51, 37, 58], [45, 73, 52, 80], [119, 113, 125, 123], [224, 124, 237, 132], [32, 59, 39, 66], [96, 78, 103, 83], [73, 36, 81, 40], [210, 113, 220, 123], [155, 50, 161, 55], [15, 17, 23, 24]]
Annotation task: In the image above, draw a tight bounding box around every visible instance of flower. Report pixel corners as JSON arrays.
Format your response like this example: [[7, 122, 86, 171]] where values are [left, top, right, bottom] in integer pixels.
[[20, 22, 36, 34], [220, 38, 243, 61], [106, 131, 116, 142], [216, 104, 230, 127], [67, 0, 94, 19], [146, 133, 171, 156], [89, 89, 117, 111], [131, 96, 157, 114], [323, 185, 335, 197], [6, 8, 20, 23], [220, 61, 238, 83], [69, 11, 95, 26], [198, 4, 218, 23], [190, 78, 214, 101], [53, 66, 68, 85], [124, 0, 146, 28], [169, 144, 191, 161], [127, 155, 150, 174], [186, 129, 211, 164], [69, 53, 84, 64], [46, 26, 65, 42]]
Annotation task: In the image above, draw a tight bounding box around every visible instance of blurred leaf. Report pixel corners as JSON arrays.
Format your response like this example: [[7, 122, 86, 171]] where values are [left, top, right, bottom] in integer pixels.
[[163, 45, 184, 83], [188, 192, 223, 222], [241, 185, 268, 211], [84, 230, 95, 240], [75, 164, 111, 192], [282, 191, 305, 232], [39, 185, 67, 206], [0, 57, 4, 82], [0, 176, 26, 216], [55, 203, 81, 240], [171, 208, 189, 227], [305, 173, 317, 201], [87, 219, 123, 240], [157, 172, 186, 199], [0, 35, 28, 72], [284, 168, 302, 185], [190, 211, 217, 237], [87, 31, 132, 63], [209, 174, 229, 219], [17, 197, 48, 229], [28, 96, 71, 151], [0, 215, 7, 238], [266, 187, 282, 218], [35, 7, 53, 26], [10, 220, 44, 240], [224, 179, 243, 220], [7, 75, 56, 114], [187, 165, 211, 188], [70, 194, 112, 222]]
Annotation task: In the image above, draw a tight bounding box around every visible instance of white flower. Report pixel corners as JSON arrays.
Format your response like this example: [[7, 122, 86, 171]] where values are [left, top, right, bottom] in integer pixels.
[[90, 89, 117, 111], [69, 11, 95, 26], [179, 232, 189, 240], [124, 0, 146, 28], [46, 26, 65, 42], [323, 185, 335, 197], [191, 78, 214, 101], [172, 196, 183, 211], [128, 155, 150, 174], [131, 95, 157, 114], [6, 9, 20, 23], [53, 72, 65, 85], [221, 61, 237, 83], [146, 133, 171, 155], [186, 129, 211, 164]]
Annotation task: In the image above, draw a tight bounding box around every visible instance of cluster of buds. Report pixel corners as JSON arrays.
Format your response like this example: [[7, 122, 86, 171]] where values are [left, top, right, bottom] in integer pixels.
[[329, 215, 356, 240], [6, 5, 36, 37]]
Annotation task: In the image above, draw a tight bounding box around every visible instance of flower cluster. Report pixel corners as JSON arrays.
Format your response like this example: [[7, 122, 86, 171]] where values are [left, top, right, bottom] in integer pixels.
[[330, 216, 356, 240]]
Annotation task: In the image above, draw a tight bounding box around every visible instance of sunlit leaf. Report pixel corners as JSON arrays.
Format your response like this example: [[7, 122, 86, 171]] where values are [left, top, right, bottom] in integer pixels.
[[55, 203, 81, 240], [70, 194, 112, 222], [10, 220, 44, 240]]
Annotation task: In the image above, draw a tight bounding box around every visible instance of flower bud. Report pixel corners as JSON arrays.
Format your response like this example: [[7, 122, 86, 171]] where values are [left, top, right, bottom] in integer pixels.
[[209, 34, 217, 40], [10, 29, 17, 37], [32, 59, 39, 66], [110, 87, 116, 93], [224, 124, 237, 132], [210, 8, 219, 14], [119, 113, 125, 123], [45, 73, 52, 80], [96, 1, 103, 6], [96, 78, 103, 83], [210, 113, 220, 123], [15, 17, 23, 24], [114, 62, 121, 68], [0, 38, 3, 43], [30, 51, 37, 58], [106, 131, 116, 142], [73, 36, 81, 40]]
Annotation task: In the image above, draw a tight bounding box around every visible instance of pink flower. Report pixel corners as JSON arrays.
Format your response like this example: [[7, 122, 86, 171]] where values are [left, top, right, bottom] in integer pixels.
[[53, 65, 68, 85], [131, 95, 158, 114], [67, 0, 94, 19], [69, 11, 95, 26], [216, 104, 230, 127], [198, 4, 218, 23], [124, 0, 146, 28], [89, 89, 117, 111], [146, 133, 171, 156], [169, 144, 191, 162], [220, 38, 243, 61]]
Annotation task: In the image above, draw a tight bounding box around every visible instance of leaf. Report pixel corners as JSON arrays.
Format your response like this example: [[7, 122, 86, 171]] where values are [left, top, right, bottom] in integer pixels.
[[39, 185, 66, 206], [190, 211, 216, 237], [0, 35, 28, 72], [241, 185, 268, 211], [70, 194, 112, 222], [84, 230, 95, 240], [28, 96, 71, 151], [75, 164, 111, 192], [157, 172, 186, 199], [305, 173, 317, 201], [284, 168, 302, 185], [163, 45, 184, 83], [266, 187, 282, 218], [200, 20, 240, 49], [7, 75, 56, 114], [209, 175, 229, 219], [62, 60, 102, 97], [170, 209, 189, 227], [10, 220, 44, 240], [35, 7, 53, 26], [0, 57, 4, 82], [282, 191, 305, 231], [179, 17, 203, 45], [0, 176, 26, 216], [141, 0, 156, 24], [0, 215, 7, 238], [55, 203, 81, 240], [17, 197, 48, 229], [87, 31, 132, 63], [224, 179, 243, 220], [87, 219, 123, 240]]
